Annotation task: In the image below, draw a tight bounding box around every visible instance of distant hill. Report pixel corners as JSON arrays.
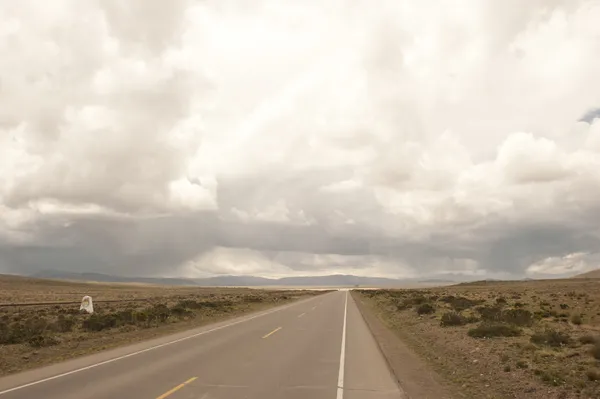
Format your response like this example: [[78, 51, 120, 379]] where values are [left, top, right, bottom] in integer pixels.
[[30, 270, 417, 287], [31, 270, 196, 286], [572, 269, 600, 279]]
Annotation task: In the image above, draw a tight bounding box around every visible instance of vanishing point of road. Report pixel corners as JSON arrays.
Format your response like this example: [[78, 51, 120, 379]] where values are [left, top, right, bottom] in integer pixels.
[[0, 290, 405, 399]]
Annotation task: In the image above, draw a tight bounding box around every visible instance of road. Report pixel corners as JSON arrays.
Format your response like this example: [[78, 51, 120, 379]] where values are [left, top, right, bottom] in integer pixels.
[[0, 290, 405, 399]]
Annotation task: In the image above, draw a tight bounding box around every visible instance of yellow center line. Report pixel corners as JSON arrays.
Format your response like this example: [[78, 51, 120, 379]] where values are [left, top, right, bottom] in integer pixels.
[[262, 326, 282, 339], [184, 377, 198, 385], [298, 312, 306, 318], [156, 377, 198, 399]]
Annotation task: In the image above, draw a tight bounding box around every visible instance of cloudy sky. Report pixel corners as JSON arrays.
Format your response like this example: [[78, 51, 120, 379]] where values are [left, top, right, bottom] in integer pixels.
[[1, 0, 600, 280]]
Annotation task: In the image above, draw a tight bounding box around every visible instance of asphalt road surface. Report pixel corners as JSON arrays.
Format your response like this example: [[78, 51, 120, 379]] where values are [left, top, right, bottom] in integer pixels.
[[0, 290, 405, 399]]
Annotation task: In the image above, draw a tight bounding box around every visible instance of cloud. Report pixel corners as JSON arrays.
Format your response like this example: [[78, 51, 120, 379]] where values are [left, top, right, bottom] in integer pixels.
[[526, 252, 600, 277], [2, 0, 600, 279]]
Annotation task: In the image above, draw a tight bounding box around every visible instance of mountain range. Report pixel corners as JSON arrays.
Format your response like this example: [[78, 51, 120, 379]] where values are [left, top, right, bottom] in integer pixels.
[[571, 269, 600, 279], [30, 270, 461, 287], [24, 268, 600, 287]]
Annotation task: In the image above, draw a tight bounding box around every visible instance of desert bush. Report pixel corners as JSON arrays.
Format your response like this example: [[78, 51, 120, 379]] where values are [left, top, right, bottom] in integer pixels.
[[52, 314, 76, 333], [579, 334, 599, 345], [0, 316, 58, 347], [82, 314, 119, 332], [496, 297, 508, 305], [440, 312, 467, 326], [534, 309, 558, 319], [440, 296, 484, 311], [476, 305, 503, 321], [570, 314, 583, 325], [534, 369, 565, 386], [243, 295, 264, 303], [176, 299, 202, 309], [0, 320, 9, 344], [592, 342, 600, 360], [115, 310, 135, 325], [530, 329, 571, 347], [468, 323, 522, 338], [28, 334, 59, 348], [147, 304, 171, 323], [170, 305, 193, 318], [501, 309, 534, 326], [204, 300, 235, 308], [394, 299, 412, 311], [559, 303, 569, 309], [7, 317, 50, 344], [587, 369, 600, 381], [516, 360, 529, 369], [409, 295, 429, 306], [396, 295, 431, 311], [416, 303, 435, 315]]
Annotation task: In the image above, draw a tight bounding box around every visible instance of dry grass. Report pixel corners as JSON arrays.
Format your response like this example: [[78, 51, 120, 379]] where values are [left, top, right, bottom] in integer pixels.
[[0, 275, 324, 376], [357, 279, 600, 399]]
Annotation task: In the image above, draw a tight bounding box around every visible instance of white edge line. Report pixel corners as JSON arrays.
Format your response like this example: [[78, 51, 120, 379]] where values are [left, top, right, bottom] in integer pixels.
[[336, 290, 348, 399], [298, 312, 306, 318], [0, 296, 318, 396]]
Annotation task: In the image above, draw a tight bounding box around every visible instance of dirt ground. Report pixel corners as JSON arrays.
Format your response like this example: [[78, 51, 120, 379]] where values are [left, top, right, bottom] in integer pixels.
[[355, 279, 600, 399], [0, 274, 324, 376]]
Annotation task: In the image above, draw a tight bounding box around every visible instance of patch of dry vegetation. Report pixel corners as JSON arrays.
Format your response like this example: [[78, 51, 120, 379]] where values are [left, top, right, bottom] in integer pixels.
[[0, 275, 324, 376], [356, 279, 600, 399]]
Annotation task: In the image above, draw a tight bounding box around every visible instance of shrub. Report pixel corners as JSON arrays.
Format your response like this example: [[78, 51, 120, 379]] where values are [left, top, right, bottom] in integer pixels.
[[3, 317, 51, 345], [592, 342, 600, 360], [579, 334, 599, 345], [559, 303, 569, 309], [501, 309, 534, 326], [530, 329, 571, 347], [28, 334, 59, 348], [440, 312, 467, 327], [177, 300, 202, 309], [570, 314, 583, 325], [170, 305, 193, 318], [52, 315, 76, 333], [587, 369, 600, 382], [476, 305, 503, 321], [534, 309, 558, 319], [82, 314, 119, 332], [516, 360, 529, 369], [504, 365, 511, 372], [443, 296, 484, 311], [416, 303, 435, 315], [468, 323, 522, 338], [394, 299, 412, 311], [0, 321, 9, 344], [243, 295, 265, 303], [147, 304, 170, 323], [496, 297, 508, 305], [534, 369, 565, 386]]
